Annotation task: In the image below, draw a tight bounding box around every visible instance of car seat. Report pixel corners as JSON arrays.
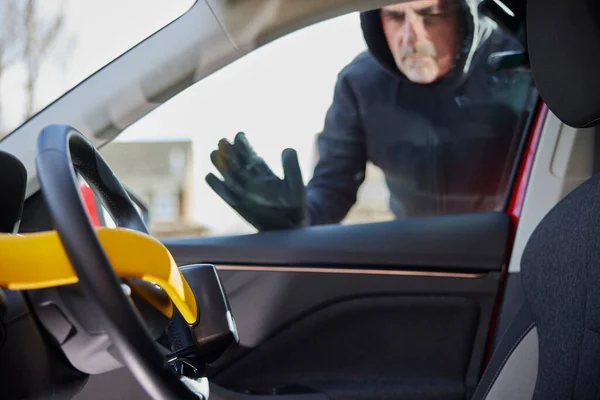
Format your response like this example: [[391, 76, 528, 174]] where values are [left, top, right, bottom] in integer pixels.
[[469, 0, 600, 399]]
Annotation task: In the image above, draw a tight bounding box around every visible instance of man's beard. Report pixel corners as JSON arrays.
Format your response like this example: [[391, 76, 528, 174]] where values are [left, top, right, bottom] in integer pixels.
[[396, 40, 439, 83], [399, 40, 437, 61]]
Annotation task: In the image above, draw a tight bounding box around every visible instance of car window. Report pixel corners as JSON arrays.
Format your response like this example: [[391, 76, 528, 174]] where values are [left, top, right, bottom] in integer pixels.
[[100, 1, 538, 238], [0, 0, 195, 138]]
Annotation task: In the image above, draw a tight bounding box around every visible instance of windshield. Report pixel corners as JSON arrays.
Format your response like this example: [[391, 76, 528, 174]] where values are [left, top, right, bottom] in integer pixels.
[[0, 0, 194, 138]]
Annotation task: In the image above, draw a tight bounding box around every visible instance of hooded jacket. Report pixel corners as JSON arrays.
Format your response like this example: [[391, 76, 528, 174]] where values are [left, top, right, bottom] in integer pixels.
[[304, 0, 536, 224]]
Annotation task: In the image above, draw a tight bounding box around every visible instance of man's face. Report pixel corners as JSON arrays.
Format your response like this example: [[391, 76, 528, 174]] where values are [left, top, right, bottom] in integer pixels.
[[381, 0, 460, 84]]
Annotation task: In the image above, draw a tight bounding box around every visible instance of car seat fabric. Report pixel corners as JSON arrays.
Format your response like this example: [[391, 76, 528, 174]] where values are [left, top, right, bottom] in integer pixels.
[[521, 173, 600, 399], [472, 175, 600, 400], [472, 172, 600, 399]]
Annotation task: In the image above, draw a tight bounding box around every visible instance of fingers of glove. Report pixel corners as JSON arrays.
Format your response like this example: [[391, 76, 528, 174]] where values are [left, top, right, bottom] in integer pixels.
[[233, 132, 256, 159], [218, 138, 248, 170], [233, 133, 274, 178], [220, 136, 267, 183], [205, 173, 241, 208], [211, 142, 234, 173], [230, 134, 274, 179], [281, 148, 304, 197], [207, 173, 265, 231], [210, 151, 245, 190]]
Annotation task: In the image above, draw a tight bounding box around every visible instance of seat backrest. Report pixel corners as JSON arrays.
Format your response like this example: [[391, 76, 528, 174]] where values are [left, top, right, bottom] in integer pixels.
[[474, 173, 600, 400], [472, 0, 600, 398], [522, 173, 600, 398]]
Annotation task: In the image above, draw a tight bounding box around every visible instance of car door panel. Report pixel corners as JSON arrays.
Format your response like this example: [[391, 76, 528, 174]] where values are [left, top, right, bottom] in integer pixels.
[[162, 212, 509, 400], [166, 212, 509, 271], [208, 271, 499, 400]]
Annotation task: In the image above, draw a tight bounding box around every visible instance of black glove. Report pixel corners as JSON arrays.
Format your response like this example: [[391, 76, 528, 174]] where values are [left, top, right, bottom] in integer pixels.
[[205, 132, 306, 231]]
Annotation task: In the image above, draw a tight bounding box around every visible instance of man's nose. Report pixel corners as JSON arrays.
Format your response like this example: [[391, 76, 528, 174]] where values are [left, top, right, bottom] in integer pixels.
[[402, 10, 426, 47]]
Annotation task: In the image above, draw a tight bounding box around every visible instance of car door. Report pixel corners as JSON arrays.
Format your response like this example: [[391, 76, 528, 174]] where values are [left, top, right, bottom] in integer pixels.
[[78, 174, 536, 400], [167, 212, 508, 400], [161, 111, 542, 400]]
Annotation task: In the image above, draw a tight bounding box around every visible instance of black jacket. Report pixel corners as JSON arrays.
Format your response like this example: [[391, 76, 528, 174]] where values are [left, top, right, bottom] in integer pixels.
[[305, 27, 535, 224]]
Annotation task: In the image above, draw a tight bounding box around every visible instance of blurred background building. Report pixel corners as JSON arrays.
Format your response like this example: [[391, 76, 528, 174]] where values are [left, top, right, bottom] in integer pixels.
[[100, 140, 209, 238]]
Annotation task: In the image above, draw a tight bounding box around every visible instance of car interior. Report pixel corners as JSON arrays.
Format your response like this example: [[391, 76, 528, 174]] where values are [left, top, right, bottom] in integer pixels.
[[1, 0, 600, 399]]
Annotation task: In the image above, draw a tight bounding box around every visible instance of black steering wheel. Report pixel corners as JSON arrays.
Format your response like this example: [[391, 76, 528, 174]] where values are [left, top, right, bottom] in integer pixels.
[[35, 125, 200, 399]]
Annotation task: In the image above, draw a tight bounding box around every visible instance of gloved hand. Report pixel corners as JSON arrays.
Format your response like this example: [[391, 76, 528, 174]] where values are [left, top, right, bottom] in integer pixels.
[[205, 132, 307, 231]]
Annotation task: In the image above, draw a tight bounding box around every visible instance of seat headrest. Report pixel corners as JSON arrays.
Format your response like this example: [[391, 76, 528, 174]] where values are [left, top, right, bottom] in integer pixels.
[[527, 0, 600, 128]]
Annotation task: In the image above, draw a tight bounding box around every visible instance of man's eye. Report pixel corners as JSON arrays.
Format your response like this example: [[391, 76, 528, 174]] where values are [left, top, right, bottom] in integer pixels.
[[418, 10, 443, 18], [384, 13, 405, 23], [421, 13, 446, 24]]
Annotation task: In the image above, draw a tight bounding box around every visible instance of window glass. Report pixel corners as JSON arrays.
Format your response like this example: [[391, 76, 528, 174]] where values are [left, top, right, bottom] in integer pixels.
[[0, 0, 194, 137], [102, 1, 538, 238]]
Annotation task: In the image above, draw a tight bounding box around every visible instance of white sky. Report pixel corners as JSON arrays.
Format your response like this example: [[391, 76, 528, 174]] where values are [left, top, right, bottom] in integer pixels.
[[1, 0, 195, 130], [0, 0, 369, 234]]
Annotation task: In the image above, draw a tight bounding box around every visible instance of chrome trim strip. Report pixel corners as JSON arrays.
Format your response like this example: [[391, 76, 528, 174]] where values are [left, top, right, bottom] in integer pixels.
[[215, 265, 485, 279]]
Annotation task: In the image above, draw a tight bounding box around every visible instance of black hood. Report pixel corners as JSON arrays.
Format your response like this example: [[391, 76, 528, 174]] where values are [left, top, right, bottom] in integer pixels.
[[360, 0, 496, 87]]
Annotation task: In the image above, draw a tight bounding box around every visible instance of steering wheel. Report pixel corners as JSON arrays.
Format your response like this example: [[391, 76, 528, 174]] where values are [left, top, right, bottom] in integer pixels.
[[35, 125, 202, 399]]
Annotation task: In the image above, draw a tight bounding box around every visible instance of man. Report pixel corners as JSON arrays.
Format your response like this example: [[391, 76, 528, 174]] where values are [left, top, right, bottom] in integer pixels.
[[206, 0, 534, 231]]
